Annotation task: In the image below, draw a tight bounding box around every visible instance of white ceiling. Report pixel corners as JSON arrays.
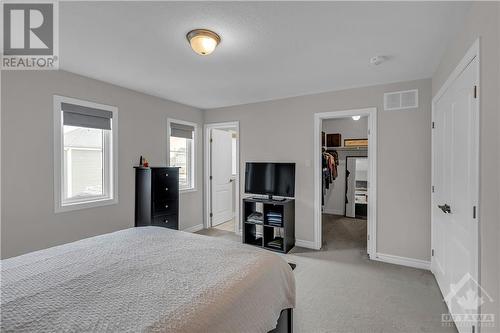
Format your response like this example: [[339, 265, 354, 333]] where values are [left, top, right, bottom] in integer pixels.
[[60, 2, 469, 109]]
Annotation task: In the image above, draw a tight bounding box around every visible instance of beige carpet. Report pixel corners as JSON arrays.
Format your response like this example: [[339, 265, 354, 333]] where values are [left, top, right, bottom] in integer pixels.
[[213, 219, 235, 232], [198, 223, 240, 242], [197, 214, 456, 333]]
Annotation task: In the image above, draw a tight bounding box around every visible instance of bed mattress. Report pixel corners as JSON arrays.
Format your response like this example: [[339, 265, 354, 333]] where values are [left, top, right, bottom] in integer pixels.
[[1, 227, 295, 332]]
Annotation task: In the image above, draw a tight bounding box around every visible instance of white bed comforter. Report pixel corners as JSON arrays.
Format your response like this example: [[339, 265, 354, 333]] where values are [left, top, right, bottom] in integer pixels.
[[0, 227, 295, 332]]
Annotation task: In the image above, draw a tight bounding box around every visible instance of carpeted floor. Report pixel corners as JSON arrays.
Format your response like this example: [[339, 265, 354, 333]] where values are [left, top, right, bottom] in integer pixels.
[[197, 214, 456, 332], [198, 223, 240, 242], [213, 219, 235, 232]]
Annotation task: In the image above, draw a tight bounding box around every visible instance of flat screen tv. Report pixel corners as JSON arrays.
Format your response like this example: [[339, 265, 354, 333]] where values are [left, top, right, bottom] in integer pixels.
[[245, 162, 296, 198]]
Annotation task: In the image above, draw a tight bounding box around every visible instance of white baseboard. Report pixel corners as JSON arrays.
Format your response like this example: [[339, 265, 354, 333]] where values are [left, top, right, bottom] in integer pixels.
[[295, 239, 318, 250], [182, 224, 204, 233], [373, 252, 431, 270], [322, 208, 344, 215]]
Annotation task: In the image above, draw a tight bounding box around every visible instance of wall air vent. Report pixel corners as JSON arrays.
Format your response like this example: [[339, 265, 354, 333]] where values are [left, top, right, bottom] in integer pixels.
[[384, 89, 418, 111]]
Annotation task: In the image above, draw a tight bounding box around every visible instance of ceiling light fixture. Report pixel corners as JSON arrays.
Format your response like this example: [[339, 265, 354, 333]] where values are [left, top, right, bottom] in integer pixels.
[[186, 29, 221, 56], [352, 116, 361, 121]]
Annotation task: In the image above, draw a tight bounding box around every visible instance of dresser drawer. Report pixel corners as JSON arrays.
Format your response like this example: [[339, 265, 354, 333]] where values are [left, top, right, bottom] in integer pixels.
[[153, 184, 179, 202], [153, 199, 178, 215], [154, 180, 178, 198], [153, 168, 178, 183], [152, 214, 178, 230]]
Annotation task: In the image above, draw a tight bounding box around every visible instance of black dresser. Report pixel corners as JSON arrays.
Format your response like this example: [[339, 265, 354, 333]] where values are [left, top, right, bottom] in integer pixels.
[[134, 167, 179, 230]]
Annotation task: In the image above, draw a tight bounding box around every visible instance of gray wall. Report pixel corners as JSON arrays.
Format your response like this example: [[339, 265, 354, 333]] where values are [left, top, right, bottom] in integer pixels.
[[205, 78, 432, 261], [1, 70, 204, 258], [432, 3, 500, 330]]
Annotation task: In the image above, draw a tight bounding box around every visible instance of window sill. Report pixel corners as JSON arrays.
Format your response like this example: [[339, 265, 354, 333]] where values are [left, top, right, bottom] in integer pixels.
[[55, 197, 118, 213], [180, 188, 197, 194]]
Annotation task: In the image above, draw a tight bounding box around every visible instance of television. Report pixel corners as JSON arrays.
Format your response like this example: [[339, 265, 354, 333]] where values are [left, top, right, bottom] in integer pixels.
[[245, 162, 296, 199]]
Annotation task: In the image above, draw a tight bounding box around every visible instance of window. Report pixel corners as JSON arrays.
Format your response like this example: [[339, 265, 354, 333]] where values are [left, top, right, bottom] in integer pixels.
[[54, 96, 118, 212], [63, 126, 105, 200], [168, 119, 196, 191]]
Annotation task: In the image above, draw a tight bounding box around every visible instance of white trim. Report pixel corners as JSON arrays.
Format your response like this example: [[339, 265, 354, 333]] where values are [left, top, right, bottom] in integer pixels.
[[204, 121, 240, 234], [295, 239, 317, 249], [53, 95, 118, 213], [167, 118, 197, 192], [433, 39, 480, 103], [373, 253, 431, 271], [314, 108, 377, 256], [0, 67, 2, 232], [430, 39, 480, 319], [182, 224, 204, 233]]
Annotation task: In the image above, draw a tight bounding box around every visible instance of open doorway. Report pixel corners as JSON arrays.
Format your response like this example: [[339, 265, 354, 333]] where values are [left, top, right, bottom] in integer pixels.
[[204, 122, 240, 236], [314, 108, 377, 258]]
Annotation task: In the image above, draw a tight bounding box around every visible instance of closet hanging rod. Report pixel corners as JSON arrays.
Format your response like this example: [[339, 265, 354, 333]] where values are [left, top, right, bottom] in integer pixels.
[[325, 147, 368, 151]]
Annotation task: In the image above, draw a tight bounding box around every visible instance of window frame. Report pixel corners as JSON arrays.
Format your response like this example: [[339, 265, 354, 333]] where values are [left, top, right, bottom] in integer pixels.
[[167, 118, 197, 193], [54, 95, 118, 213]]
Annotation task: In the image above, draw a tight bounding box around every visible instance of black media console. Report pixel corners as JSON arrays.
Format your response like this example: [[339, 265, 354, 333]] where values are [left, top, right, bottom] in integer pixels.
[[242, 197, 295, 253]]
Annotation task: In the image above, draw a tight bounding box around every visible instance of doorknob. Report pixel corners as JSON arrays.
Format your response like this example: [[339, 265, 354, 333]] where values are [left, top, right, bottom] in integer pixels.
[[438, 204, 452, 214]]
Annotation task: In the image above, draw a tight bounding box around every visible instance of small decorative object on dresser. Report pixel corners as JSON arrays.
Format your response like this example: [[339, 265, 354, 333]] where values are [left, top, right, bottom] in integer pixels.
[[134, 166, 179, 230]]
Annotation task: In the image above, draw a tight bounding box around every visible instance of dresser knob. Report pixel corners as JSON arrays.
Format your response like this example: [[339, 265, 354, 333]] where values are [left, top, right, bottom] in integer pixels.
[[164, 218, 169, 223], [165, 204, 169, 208], [165, 187, 169, 191], [165, 173, 169, 177]]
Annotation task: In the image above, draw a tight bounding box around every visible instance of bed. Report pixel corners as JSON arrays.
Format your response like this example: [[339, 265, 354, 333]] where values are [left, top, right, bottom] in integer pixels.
[[0, 227, 295, 332]]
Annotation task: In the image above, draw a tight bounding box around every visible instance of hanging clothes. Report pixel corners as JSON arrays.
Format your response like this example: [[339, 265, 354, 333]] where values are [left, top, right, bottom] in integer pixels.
[[322, 151, 338, 181], [321, 150, 339, 206], [330, 150, 339, 179]]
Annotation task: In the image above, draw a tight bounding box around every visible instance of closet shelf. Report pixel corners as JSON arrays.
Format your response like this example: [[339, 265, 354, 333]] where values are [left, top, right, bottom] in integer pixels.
[[326, 146, 367, 151]]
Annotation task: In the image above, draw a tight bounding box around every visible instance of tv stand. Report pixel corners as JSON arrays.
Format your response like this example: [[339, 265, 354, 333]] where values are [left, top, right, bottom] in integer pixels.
[[252, 195, 287, 202], [266, 195, 287, 202], [243, 197, 295, 253]]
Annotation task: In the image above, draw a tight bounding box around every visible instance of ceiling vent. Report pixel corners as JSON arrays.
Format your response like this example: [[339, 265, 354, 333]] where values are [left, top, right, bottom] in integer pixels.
[[384, 89, 418, 111]]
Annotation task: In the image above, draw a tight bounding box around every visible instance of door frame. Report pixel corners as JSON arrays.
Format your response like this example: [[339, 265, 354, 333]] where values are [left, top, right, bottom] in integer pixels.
[[431, 39, 480, 293], [313, 108, 377, 256], [204, 121, 240, 235]]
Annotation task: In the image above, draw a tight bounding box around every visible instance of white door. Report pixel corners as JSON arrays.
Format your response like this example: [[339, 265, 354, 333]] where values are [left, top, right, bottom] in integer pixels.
[[432, 57, 479, 333], [345, 158, 356, 218], [211, 129, 234, 226]]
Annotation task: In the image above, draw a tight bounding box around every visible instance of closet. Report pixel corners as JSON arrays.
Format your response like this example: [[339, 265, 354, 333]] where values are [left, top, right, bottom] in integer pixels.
[[320, 116, 369, 249], [322, 147, 367, 216]]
